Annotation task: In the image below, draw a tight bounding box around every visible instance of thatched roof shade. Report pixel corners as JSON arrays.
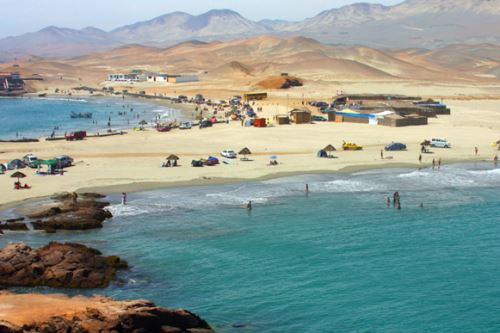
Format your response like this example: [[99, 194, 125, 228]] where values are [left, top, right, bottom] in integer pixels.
[[239, 148, 252, 155]]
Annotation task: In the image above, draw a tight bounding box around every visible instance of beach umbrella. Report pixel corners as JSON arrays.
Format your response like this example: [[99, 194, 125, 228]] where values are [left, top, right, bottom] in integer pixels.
[[166, 154, 179, 161], [239, 147, 252, 159], [11, 171, 26, 183], [324, 144, 336, 152]]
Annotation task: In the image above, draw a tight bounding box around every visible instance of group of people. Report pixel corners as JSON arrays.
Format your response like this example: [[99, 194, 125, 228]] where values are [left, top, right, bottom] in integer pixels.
[[387, 192, 402, 210]]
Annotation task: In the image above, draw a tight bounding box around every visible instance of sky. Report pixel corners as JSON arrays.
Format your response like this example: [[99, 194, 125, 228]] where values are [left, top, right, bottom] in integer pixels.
[[1, 0, 403, 38]]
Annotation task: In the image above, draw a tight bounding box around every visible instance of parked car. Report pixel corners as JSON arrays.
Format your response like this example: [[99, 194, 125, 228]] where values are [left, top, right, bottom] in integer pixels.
[[431, 138, 451, 148], [179, 122, 192, 130], [221, 150, 237, 159], [194, 94, 205, 104], [312, 115, 327, 122], [199, 120, 213, 128], [385, 142, 407, 151], [22, 154, 38, 168], [342, 142, 363, 151], [55, 155, 74, 168]]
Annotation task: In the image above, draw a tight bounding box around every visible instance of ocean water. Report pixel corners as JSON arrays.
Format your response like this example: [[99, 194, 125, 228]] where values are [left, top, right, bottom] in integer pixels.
[[0, 96, 187, 139], [2, 163, 500, 332]]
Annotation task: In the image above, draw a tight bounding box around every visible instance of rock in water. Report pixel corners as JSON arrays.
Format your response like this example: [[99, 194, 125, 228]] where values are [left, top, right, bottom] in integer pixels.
[[0, 242, 128, 288]]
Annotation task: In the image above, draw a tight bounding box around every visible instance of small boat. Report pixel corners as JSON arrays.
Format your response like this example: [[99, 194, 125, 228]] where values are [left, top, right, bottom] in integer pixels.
[[70, 112, 93, 119]]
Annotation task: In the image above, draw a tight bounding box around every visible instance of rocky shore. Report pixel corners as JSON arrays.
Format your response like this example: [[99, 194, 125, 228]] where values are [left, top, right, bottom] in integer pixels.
[[0, 242, 127, 288], [0, 192, 113, 233], [0, 292, 214, 333]]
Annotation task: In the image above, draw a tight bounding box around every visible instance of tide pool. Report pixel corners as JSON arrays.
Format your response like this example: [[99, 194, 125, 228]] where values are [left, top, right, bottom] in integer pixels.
[[2, 163, 500, 332], [0, 96, 187, 139]]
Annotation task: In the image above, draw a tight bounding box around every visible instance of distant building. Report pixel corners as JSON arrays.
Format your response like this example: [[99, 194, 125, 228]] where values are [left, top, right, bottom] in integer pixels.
[[107, 73, 140, 82], [0, 72, 25, 95], [167, 75, 199, 83]]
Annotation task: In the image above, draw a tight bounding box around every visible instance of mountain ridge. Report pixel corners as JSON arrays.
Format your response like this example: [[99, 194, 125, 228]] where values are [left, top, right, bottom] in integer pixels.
[[1, 0, 500, 60]]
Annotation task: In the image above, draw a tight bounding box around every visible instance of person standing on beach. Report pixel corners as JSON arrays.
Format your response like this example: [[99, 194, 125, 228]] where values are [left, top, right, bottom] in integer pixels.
[[475, 147, 479, 156], [419, 154, 422, 164], [380, 149, 384, 160], [122, 192, 127, 205], [432, 158, 436, 170], [494, 154, 498, 166], [438, 158, 442, 170]]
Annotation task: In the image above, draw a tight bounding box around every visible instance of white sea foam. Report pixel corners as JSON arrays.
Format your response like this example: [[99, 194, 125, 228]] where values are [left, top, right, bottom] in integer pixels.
[[107, 164, 500, 217]]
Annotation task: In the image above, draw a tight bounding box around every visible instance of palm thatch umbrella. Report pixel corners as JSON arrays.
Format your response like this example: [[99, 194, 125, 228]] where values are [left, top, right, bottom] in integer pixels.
[[166, 154, 179, 161], [239, 147, 252, 159], [11, 171, 26, 183], [324, 144, 336, 152]]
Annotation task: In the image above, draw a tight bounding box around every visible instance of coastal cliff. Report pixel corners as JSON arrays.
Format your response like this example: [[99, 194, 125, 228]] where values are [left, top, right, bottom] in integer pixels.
[[0, 292, 214, 333]]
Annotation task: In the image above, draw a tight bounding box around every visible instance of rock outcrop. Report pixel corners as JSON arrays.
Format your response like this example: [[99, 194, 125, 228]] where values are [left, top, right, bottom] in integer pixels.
[[0, 292, 215, 333], [26, 192, 113, 232], [0, 242, 127, 288]]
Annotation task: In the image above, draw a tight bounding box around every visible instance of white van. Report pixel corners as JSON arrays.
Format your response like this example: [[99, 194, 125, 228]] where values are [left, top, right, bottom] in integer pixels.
[[431, 138, 451, 148]]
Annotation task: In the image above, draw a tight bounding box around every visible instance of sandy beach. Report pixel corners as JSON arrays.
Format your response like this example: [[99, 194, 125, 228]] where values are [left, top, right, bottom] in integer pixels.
[[1, 98, 499, 209]]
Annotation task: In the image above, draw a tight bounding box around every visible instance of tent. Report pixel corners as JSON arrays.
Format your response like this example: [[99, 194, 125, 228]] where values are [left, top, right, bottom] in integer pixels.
[[7, 159, 25, 170], [34, 159, 59, 174], [317, 150, 327, 158]]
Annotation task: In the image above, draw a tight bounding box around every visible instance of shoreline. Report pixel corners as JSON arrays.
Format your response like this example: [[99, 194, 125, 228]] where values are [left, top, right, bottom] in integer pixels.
[[0, 159, 490, 212], [0, 93, 199, 141]]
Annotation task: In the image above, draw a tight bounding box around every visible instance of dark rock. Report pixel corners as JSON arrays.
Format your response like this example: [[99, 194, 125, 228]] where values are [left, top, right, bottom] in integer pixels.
[[26, 194, 112, 232], [0, 242, 127, 289], [0, 223, 29, 231]]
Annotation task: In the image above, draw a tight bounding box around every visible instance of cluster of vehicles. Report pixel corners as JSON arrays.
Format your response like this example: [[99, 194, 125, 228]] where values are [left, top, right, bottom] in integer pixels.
[[1, 154, 74, 172]]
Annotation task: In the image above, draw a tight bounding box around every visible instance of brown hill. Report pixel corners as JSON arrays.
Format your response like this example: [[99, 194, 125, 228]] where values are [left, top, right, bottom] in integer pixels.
[[257, 75, 304, 89]]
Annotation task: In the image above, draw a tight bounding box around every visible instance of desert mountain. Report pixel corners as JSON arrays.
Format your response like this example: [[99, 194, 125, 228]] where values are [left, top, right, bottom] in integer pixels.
[[62, 35, 499, 82], [1, 0, 500, 60], [111, 9, 270, 45]]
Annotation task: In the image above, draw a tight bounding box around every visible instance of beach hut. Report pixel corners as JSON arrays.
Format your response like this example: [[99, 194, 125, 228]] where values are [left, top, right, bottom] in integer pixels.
[[289, 108, 312, 124], [274, 115, 290, 125], [239, 148, 252, 161]]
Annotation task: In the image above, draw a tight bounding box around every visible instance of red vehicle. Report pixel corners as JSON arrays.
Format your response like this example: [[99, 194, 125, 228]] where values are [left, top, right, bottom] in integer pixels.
[[65, 131, 87, 141], [156, 125, 171, 132]]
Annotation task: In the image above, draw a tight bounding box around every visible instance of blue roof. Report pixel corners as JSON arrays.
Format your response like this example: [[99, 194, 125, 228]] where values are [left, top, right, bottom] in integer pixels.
[[336, 111, 376, 119]]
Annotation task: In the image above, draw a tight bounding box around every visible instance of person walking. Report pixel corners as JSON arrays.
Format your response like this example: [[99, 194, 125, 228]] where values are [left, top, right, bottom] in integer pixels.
[[438, 158, 442, 170], [432, 158, 436, 170]]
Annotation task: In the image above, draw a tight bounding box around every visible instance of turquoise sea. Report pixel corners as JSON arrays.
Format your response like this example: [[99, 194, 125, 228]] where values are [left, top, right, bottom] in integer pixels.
[[0, 96, 186, 139], [2, 163, 500, 332]]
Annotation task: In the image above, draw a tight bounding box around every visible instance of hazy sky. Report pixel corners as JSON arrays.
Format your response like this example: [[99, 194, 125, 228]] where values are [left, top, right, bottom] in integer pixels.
[[2, 0, 403, 38]]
